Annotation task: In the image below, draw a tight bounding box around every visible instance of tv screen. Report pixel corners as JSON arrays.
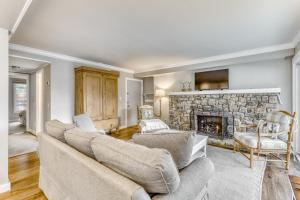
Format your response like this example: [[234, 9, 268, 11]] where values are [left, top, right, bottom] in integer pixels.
[[195, 69, 229, 90]]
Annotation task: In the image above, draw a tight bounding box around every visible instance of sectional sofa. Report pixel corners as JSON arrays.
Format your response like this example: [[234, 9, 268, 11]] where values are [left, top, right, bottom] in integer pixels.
[[39, 120, 215, 200]]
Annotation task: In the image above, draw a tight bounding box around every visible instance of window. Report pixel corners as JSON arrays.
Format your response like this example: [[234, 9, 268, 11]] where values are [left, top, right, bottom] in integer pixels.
[[14, 83, 27, 113]]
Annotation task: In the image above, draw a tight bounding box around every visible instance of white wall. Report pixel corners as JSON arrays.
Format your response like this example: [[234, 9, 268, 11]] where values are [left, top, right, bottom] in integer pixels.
[[9, 50, 133, 126], [154, 58, 292, 122], [0, 28, 9, 191]]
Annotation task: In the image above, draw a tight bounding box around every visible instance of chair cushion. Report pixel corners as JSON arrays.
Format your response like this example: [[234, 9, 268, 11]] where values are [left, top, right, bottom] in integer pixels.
[[91, 135, 180, 194], [139, 119, 170, 133], [64, 127, 102, 158], [132, 131, 203, 169], [234, 132, 287, 149], [45, 120, 75, 142], [152, 158, 214, 200]]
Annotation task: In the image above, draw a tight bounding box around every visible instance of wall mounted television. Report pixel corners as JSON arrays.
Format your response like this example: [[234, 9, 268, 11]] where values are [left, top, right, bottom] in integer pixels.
[[195, 69, 229, 90]]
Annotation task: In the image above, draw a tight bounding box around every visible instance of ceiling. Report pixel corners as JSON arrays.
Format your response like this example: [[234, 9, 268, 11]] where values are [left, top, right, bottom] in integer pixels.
[[9, 56, 47, 73], [4, 0, 300, 72], [0, 0, 27, 31]]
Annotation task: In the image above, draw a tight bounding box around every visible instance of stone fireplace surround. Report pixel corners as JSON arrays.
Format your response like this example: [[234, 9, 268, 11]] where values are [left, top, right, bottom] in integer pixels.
[[169, 88, 281, 146]]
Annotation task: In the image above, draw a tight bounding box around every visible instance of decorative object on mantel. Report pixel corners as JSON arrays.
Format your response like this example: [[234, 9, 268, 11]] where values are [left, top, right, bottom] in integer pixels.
[[155, 89, 165, 117], [180, 81, 192, 91]]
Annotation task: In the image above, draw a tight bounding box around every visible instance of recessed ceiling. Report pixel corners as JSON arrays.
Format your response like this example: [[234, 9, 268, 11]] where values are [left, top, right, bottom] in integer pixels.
[[9, 0, 300, 72], [9, 56, 47, 73], [0, 0, 27, 30]]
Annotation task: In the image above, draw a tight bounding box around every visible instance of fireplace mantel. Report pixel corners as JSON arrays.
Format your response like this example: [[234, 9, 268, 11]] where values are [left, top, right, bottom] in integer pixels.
[[168, 88, 281, 96]]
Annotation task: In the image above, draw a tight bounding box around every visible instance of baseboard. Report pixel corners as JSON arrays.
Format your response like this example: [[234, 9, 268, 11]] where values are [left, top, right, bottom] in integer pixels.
[[27, 128, 37, 135], [0, 182, 11, 193]]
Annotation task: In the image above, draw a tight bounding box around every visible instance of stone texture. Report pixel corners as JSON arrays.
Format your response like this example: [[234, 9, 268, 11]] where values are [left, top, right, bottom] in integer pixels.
[[169, 92, 280, 138]]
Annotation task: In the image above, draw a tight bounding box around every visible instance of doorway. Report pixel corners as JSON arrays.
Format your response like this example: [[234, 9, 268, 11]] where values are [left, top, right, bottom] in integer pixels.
[[8, 55, 51, 157], [125, 78, 143, 127]]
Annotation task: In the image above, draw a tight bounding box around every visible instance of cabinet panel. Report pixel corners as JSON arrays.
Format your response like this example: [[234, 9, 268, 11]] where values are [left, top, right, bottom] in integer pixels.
[[84, 72, 103, 120], [103, 75, 118, 119]]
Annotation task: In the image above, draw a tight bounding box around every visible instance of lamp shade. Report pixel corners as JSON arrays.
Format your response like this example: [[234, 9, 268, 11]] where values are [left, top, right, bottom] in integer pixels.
[[155, 89, 166, 97]]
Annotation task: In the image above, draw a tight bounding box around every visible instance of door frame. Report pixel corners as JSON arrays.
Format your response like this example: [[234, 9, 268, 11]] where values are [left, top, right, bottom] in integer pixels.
[[292, 51, 300, 153], [9, 72, 30, 131], [125, 78, 143, 128]]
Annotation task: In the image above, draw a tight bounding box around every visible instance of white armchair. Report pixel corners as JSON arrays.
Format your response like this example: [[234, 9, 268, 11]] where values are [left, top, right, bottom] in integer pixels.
[[234, 110, 296, 169]]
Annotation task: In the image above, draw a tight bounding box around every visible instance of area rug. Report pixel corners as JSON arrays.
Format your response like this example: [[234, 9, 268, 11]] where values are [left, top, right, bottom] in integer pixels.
[[207, 146, 266, 200], [9, 132, 38, 157]]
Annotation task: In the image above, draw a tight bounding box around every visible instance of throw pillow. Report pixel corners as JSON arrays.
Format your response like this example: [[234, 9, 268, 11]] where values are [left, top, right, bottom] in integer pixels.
[[91, 135, 180, 194], [132, 131, 200, 169]]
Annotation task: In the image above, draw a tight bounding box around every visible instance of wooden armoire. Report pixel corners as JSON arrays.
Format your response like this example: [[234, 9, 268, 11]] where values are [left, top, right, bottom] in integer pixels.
[[75, 67, 119, 130]]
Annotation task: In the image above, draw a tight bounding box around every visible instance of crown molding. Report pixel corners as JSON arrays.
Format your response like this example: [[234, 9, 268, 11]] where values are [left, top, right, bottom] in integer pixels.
[[135, 42, 295, 74], [9, 0, 33, 40], [9, 44, 134, 73]]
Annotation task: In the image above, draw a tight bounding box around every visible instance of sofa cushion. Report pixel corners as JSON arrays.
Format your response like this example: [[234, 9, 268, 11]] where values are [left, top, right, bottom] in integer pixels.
[[64, 128, 101, 158], [45, 120, 75, 142], [132, 131, 200, 169], [91, 135, 180, 194], [152, 158, 215, 200]]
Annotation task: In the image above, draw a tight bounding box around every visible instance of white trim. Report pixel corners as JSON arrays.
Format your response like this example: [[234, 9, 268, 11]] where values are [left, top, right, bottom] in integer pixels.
[[292, 49, 300, 153], [9, 73, 30, 132], [9, 43, 134, 74], [135, 43, 294, 73], [125, 78, 143, 127], [0, 182, 11, 193], [168, 88, 281, 96], [9, 0, 33, 39], [9, 54, 51, 64]]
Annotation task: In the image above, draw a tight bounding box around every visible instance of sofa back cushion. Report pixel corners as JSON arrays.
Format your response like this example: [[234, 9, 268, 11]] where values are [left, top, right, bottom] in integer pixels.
[[91, 135, 180, 194], [64, 128, 101, 158], [45, 120, 75, 142], [132, 131, 197, 169]]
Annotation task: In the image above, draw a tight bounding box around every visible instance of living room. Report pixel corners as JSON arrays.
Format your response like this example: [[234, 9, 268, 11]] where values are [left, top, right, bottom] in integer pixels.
[[0, 0, 300, 200]]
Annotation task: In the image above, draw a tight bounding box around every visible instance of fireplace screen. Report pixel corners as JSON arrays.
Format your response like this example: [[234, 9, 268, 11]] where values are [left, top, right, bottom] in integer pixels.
[[197, 115, 228, 139]]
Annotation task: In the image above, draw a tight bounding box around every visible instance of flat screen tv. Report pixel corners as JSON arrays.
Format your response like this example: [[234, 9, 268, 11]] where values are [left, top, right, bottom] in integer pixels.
[[195, 69, 229, 90]]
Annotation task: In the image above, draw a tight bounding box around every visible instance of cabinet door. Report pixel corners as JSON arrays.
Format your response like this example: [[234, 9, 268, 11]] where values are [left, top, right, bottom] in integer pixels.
[[103, 75, 118, 119], [84, 72, 103, 120]]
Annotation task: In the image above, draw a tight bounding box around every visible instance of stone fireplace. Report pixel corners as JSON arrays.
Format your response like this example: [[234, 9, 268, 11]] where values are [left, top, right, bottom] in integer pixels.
[[169, 88, 280, 143]]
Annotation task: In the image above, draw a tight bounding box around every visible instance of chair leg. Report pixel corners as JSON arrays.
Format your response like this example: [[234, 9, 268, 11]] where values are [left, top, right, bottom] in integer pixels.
[[286, 151, 291, 170], [233, 140, 236, 152], [250, 148, 254, 169]]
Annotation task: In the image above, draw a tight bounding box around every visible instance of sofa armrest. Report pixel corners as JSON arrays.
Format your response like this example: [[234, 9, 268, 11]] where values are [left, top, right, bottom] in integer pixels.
[[152, 158, 214, 200], [39, 134, 150, 200]]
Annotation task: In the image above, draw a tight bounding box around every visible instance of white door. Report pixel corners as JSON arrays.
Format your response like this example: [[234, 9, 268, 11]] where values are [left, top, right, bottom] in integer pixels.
[[295, 64, 300, 153], [126, 79, 143, 127]]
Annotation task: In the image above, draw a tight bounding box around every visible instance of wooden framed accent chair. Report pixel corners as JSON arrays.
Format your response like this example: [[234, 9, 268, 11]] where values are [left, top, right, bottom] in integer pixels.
[[234, 110, 296, 169]]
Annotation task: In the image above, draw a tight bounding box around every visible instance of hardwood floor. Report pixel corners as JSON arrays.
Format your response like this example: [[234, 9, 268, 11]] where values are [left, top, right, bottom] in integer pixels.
[[0, 152, 46, 200], [0, 126, 297, 200]]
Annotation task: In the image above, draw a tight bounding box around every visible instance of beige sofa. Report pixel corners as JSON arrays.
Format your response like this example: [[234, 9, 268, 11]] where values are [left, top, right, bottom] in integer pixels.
[[39, 125, 214, 200]]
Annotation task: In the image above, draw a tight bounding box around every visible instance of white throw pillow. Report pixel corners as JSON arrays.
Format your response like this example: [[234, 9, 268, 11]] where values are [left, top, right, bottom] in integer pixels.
[[73, 113, 105, 134]]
